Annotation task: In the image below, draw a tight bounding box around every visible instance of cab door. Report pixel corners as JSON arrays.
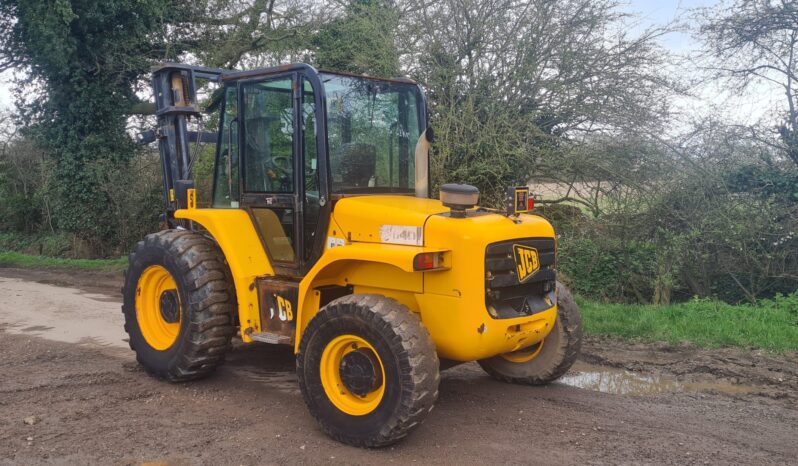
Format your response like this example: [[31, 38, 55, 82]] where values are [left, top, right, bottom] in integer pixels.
[[238, 72, 328, 277]]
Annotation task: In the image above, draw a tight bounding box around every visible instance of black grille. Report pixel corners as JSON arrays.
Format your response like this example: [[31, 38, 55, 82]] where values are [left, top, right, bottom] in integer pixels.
[[485, 238, 556, 319]]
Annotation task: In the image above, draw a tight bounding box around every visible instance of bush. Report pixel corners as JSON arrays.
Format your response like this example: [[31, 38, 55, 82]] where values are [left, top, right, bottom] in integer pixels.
[[0, 231, 94, 258], [558, 235, 658, 303], [0, 135, 163, 258], [759, 293, 798, 322]]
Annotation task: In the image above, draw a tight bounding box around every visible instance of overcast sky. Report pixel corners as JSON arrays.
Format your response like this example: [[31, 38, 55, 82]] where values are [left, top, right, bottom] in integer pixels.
[[626, 0, 715, 49], [625, 0, 780, 126], [0, 0, 778, 126]]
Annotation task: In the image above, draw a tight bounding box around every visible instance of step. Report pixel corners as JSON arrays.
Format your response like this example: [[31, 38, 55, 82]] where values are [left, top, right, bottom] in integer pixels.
[[249, 331, 292, 345]]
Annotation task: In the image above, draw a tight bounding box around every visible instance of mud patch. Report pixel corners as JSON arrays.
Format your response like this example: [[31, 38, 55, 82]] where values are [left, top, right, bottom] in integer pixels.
[[0, 265, 123, 295], [228, 367, 300, 394], [2, 331, 797, 466], [581, 335, 798, 401], [224, 341, 299, 394], [119, 459, 193, 466], [80, 292, 122, 303], [561, 361, 764, 396]]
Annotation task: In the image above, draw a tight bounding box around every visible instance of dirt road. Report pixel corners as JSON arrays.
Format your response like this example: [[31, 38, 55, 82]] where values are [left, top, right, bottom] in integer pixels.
[[1, 266, 796, 465]]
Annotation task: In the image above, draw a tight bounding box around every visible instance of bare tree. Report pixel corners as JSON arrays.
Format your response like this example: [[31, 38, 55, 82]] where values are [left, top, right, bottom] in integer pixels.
[[697, 0, 798, 168], [397, 0, 677, 203]]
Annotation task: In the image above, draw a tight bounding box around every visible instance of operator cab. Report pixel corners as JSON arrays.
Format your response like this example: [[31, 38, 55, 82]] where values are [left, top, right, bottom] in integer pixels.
[[211, 65, 429, 276]]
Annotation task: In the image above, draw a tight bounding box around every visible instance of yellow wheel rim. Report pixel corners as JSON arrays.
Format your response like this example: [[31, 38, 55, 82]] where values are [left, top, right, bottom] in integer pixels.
[[500, 341, 544, 363], [320, 335, 386, 416], [135, 265, 181, 351]]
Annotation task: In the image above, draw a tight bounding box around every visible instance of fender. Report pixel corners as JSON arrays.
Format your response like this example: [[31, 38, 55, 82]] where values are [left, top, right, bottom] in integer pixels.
[[294, 242, 448, 352], [174, 205, 272, 342]]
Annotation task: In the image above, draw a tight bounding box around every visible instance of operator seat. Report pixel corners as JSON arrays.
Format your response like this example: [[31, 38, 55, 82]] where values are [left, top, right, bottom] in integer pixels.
[[331, 143, 377, 188]]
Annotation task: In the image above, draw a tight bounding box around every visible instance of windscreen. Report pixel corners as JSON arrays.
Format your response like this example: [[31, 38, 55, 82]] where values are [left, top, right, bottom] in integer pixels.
[[321, 73, 424, 194]]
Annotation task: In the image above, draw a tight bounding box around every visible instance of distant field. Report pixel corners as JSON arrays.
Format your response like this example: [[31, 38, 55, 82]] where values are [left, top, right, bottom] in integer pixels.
[[529, 181, 599, 200]]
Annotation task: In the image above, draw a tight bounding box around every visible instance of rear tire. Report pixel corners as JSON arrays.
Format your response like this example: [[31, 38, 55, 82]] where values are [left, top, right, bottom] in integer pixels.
[[478, 282, 582, 385], [122, 230, 236, 382], [297, 294, 439, 448]]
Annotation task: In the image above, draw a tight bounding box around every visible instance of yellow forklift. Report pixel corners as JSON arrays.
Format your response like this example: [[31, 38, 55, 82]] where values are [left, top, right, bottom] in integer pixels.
[[123, 63, 582, 447]]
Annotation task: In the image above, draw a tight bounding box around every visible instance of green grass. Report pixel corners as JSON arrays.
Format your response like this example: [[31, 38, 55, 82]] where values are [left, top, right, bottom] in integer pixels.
[[580, 295, 798, 352], [0, 251, 126, 272]]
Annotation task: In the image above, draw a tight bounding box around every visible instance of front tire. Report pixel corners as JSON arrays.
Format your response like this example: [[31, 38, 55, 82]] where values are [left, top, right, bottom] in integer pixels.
[[478, 282, 582, 385], [122, 230, 236, 382], [297, 295, 439, 448]]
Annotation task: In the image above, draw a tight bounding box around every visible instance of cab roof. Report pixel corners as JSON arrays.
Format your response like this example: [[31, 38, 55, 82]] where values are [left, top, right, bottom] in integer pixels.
[[220, 63, 418, 85]]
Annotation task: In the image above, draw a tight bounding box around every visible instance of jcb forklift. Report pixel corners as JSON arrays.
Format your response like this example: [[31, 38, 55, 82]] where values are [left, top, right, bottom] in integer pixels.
[[123, 63, 582, 447]]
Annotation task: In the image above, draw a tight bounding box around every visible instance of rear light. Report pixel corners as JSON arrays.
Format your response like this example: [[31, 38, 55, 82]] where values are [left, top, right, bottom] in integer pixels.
[[527, 197, 535, 211], [413, 252, 447, 271]]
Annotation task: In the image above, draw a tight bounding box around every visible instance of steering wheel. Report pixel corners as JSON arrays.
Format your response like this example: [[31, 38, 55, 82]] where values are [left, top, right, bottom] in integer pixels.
[[265, 155, 292, 188], [271, 155, 292, 173]]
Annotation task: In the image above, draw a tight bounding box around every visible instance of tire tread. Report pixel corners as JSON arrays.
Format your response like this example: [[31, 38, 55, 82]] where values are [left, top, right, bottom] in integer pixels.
[[478, 282, 582, 385], [297, 294, 440, 448], [122, 230, 236, 382]]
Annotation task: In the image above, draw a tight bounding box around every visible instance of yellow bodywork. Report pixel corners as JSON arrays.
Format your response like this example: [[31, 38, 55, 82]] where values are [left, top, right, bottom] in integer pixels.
[[175, 201, 272, 343], [319, 195, 558, 361], [175, 192, 559, 361]]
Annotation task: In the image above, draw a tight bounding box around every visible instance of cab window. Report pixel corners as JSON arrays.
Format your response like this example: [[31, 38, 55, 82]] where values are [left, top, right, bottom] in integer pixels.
[[242, 78, 295, 193], [322, 74, 423, 194], [212, 86, 240, 208]]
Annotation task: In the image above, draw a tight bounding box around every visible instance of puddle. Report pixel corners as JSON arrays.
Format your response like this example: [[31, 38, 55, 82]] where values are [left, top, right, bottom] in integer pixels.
[[560, 362, 761, 396]]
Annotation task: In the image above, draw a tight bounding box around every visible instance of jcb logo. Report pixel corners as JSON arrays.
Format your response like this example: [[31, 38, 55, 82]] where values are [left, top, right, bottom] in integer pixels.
[[277, 296, 294, 322], [513, 244, 540, 283]]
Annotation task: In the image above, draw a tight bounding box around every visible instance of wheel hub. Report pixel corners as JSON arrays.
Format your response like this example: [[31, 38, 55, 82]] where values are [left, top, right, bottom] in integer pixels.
[[319, 334, 386, 415], [135, 265, 181, 351], [339, 348, 383, 397], [159, 289, 180, 323]]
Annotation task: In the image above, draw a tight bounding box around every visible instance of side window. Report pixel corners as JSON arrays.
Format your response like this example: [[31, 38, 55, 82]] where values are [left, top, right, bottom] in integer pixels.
[[242, 78, 295, 193], [213, 86, 240, 208]]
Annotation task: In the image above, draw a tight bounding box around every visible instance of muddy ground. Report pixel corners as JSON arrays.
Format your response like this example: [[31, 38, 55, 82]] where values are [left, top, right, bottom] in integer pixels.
[[0, 266, 796, 465]]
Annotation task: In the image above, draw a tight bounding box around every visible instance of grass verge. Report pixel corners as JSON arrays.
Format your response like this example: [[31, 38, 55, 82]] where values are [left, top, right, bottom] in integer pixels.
[[579, 295, 798, 352], [0, 251, 126, 272]]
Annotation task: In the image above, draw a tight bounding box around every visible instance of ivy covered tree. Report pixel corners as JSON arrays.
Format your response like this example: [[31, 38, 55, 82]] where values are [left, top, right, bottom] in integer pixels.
[[311, 0, 401, 77], [0, 0, 195, 249]]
